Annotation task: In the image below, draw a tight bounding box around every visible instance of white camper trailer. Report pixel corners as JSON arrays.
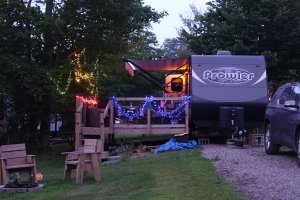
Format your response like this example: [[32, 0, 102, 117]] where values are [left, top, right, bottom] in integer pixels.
[[124, 51, 268, 136]]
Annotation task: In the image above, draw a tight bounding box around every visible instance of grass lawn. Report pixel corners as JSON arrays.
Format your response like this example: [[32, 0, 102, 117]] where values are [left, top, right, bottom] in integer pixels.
[[0, 146, 246, 200]]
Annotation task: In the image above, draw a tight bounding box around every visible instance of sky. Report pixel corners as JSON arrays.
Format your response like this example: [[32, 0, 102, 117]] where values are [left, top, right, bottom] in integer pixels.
[[143, 0, 210, 45]]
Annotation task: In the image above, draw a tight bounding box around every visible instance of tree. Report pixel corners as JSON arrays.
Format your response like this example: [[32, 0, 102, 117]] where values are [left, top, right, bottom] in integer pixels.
[[50, 0, 166, 96], [160, 37, 191, 59], [0, 0, 166, 150], [180, 0, 300, 86], [0, 0, 56, 150]]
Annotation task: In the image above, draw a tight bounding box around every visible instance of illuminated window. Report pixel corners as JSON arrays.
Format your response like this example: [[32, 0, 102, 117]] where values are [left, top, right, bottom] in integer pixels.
[[171, 78, 183, 92]]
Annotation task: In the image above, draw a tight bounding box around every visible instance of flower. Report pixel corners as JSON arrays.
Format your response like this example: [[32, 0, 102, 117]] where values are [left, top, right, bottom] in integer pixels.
[[35, 173, 43, 182]]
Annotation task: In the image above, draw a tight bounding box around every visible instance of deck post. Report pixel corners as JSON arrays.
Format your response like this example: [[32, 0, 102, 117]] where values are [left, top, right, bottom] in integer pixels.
[[147, 107, 151, 134], [82, 103, 86, 126], [75, 108, 82, 149], [100, 112, 105, 152], [185, 102, 189, 134], [75, 97, 81, 110], [109, 100, 114, 135]]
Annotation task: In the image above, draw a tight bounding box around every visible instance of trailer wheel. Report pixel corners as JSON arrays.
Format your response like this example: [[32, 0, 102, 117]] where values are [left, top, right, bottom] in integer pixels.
[[296, 133, 300, 167], [264, 124, 279, 155]]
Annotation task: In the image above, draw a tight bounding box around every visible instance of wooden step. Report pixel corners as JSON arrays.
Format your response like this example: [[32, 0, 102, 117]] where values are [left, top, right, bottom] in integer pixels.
[[82, 127, 101, 135]]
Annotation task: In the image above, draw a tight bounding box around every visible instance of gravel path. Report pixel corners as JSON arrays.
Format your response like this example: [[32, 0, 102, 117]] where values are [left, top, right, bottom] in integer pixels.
[[201, 144, 300, 200]]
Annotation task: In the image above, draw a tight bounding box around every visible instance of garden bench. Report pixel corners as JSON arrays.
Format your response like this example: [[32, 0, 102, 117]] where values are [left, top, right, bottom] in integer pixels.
[[0, 143, 37, 185], [62, 139, 101, 185]]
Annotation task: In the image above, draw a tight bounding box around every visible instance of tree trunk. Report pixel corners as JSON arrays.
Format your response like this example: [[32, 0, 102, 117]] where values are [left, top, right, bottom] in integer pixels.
[[45, 0, 55, 63], [40, 0, 55, 151], [40, 116, 51, 151]]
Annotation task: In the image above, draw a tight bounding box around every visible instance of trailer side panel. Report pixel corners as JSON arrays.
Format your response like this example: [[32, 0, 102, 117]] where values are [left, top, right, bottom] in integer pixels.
[[191, 55, 268, 129]]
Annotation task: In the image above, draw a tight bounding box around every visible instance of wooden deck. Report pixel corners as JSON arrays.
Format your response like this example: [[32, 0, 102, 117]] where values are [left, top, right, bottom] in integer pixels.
[[74, 96, 190, 155]]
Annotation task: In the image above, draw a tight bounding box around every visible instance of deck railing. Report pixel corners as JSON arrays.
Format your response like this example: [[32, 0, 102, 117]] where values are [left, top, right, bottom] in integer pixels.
[[75, 96, 190, 149], [106, 96, 189, 134]]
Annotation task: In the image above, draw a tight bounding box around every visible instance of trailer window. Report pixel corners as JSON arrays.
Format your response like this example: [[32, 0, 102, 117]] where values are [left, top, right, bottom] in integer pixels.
[[171, 78, 183, 92]]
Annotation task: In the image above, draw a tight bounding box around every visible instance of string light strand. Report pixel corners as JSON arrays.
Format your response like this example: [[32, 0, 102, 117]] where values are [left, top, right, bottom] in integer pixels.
[[111, 96, 191, 120]]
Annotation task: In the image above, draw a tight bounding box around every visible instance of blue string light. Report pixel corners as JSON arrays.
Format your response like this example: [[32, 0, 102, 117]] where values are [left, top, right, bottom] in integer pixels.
[[111, 96, 191, 121]]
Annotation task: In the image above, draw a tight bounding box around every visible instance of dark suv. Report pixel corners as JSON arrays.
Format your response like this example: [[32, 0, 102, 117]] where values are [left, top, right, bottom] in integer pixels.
[[264, 82, 300, 166]]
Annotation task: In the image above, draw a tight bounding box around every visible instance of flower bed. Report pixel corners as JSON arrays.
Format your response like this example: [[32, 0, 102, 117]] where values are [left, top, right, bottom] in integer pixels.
[[0, 184, 44, 193]]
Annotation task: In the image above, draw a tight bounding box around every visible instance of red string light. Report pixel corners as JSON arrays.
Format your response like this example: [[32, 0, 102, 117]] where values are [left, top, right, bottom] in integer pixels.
[[76, 95, 98, 106]]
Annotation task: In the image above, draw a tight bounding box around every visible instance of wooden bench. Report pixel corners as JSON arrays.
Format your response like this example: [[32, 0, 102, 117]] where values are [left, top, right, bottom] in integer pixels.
[[62, 139, 101, 185], [0, 143, 37, 185]]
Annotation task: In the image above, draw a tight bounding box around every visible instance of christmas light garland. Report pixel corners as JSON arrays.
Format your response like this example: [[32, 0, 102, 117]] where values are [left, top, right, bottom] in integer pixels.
[[111, 96, 191, 120], [112, 96, 153, 120], [76, 95, 98, 106], [150, 96, 191, 119], [48, 70, 72, 95]]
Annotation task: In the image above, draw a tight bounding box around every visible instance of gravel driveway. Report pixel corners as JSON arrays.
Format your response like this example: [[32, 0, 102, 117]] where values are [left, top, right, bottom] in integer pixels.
[[201, 144, 300, 200]]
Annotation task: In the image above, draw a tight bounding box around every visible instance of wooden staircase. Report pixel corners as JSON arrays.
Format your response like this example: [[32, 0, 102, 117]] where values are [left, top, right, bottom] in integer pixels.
[[75, 98, 109, 159]]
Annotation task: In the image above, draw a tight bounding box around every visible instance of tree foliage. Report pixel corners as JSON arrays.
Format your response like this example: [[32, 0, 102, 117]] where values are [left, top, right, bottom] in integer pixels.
[[160, 37, 191, 59], [0, 0, 55, 150], [180, 0, 300, 86], [0, 0, 165, 150]]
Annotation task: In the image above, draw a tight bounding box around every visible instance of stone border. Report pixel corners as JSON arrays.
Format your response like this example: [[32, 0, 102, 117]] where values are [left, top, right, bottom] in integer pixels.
[[0, 184, 44, 193]]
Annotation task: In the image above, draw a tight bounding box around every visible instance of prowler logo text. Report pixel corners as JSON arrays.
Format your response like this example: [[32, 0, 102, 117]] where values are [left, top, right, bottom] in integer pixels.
[[203, 68, 254, 85]]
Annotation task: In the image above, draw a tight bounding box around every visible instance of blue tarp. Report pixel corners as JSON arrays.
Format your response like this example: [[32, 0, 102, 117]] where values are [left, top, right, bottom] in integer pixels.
[[154, 138, 198, 154]]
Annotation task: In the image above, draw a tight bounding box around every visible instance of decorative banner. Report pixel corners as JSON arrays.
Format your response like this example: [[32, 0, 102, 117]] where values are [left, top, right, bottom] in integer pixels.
[[111, 96, 191, 120]]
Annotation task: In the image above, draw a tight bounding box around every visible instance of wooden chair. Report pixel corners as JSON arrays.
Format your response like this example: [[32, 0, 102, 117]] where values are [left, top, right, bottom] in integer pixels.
[[62, 139, 101, 185], [0, 143, 37, 185]]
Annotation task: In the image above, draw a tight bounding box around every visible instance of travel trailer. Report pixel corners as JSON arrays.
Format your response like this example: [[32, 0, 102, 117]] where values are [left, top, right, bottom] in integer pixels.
[[124, 51, 268, 136]]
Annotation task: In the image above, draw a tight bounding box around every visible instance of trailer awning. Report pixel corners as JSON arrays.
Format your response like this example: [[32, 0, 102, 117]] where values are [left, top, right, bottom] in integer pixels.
[[124, 58, 189, 76]]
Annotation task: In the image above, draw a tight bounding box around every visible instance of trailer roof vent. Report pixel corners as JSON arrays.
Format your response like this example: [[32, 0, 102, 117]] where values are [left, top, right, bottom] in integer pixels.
[[217, 50, 231, 55]]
